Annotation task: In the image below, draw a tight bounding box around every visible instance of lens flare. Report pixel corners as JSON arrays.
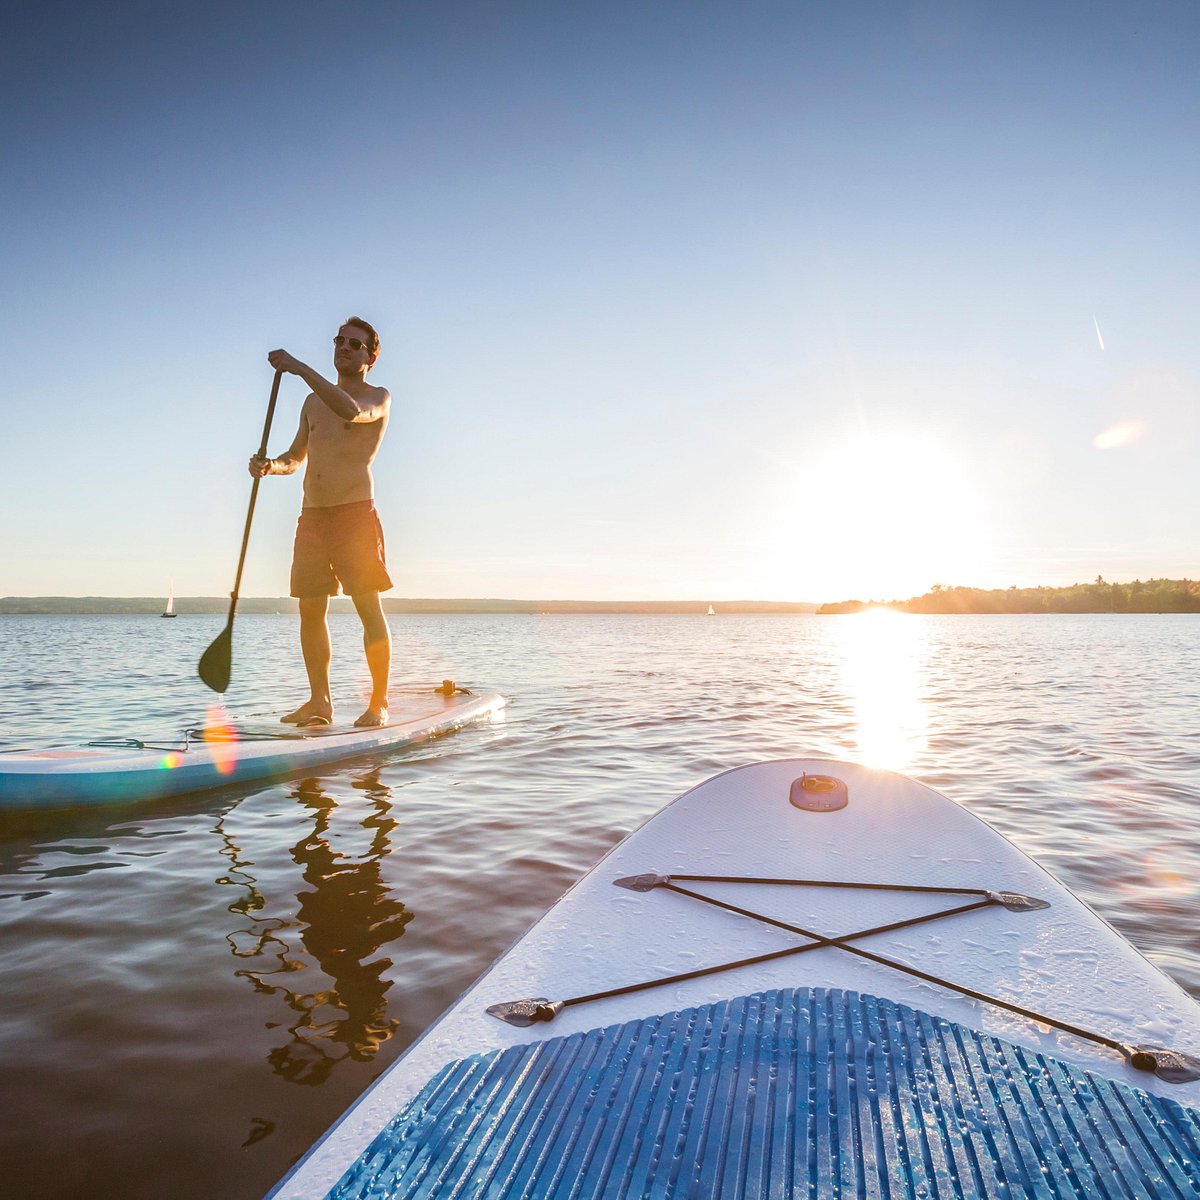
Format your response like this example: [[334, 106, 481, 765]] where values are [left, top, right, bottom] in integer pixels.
[[203, 705, 239, 776], [1142, 849, 1197, 899], [1093, 419, 1145, 450]]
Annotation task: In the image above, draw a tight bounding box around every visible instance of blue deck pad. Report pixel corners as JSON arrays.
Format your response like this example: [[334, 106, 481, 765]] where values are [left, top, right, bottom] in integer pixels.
[[332, 987, 1200, 1199]]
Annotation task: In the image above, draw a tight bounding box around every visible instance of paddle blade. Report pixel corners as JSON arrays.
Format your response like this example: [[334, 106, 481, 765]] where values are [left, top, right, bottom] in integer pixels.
[[198, 624, 233, 693]]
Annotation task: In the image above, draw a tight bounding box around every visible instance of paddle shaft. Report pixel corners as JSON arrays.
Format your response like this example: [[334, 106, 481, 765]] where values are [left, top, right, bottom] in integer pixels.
[[226, 369, 284, 622]]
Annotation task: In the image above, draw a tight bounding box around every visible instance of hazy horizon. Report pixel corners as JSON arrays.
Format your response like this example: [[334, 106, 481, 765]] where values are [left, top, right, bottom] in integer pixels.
[[4, 570, 1195, 613]]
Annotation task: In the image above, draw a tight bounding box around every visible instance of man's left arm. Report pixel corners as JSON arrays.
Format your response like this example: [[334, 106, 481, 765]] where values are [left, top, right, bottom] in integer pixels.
[[267, 350, 390, 423]]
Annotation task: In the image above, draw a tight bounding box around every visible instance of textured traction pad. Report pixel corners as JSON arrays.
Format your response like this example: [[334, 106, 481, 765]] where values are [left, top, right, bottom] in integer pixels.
[[332, 986, 1200, 1198]]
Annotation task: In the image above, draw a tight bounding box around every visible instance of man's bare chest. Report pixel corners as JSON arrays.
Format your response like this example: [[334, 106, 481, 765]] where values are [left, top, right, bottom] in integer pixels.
[[306, 402, 387, 456]]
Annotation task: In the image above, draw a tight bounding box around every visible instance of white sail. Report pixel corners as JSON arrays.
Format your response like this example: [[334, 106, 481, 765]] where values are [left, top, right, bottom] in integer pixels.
[[162, 584, 176, 618]]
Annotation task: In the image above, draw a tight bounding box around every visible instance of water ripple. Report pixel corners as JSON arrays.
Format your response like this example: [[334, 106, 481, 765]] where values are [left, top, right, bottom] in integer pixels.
[[0, 612, 1197, 1198]]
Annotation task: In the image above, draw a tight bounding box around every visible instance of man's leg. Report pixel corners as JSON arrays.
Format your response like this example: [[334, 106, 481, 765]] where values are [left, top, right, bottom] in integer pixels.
[[350, 591, 390, 727], [281, 595, 335, 725]]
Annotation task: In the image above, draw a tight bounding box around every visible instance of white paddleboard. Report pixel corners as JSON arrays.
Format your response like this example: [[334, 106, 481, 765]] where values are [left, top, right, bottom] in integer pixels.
[[271, 759, 1200, 1199], [0, 685, 504, 810]]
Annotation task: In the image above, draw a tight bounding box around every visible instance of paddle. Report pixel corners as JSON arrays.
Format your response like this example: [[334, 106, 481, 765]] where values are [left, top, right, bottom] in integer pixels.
[[198, 369, 284, 693]]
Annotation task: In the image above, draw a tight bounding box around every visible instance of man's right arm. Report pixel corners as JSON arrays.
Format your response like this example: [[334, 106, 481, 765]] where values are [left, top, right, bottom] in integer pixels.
[[248, 408, 309, 478]]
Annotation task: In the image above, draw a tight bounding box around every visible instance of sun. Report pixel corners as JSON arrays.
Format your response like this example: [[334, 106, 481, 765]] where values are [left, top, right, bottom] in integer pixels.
[[770, 429, 989, 603]]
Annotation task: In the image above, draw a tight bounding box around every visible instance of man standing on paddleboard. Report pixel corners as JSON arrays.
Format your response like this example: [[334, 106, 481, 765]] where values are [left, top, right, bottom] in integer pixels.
[[248, 317, 392, 728]]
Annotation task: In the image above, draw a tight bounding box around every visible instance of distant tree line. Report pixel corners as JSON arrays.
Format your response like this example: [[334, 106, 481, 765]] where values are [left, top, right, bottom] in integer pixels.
[[819, 578, 1200, 614]]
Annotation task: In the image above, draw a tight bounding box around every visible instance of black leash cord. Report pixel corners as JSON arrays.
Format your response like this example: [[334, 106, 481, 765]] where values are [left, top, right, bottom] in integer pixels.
[[487, 876, 1200, 1079], [669, 873, 996, 898], [561, 896, 990, 1011], [664, 882, 1127, 1056]]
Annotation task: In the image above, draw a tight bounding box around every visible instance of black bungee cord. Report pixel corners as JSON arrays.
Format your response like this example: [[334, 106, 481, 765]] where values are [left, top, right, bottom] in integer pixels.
[[487, 872, 1200, 1084]]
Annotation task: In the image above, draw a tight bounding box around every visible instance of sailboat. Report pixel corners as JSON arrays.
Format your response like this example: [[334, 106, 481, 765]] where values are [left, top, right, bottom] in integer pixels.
[[162, 583, 177, 618], [707, 604, 716, 616]]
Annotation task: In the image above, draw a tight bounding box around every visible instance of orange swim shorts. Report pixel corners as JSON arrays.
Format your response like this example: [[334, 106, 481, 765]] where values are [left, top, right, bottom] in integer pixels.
[[290, 500, 393, 598]]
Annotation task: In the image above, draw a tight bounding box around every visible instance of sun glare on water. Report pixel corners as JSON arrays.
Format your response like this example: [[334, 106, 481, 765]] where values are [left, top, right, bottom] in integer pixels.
[[837, 607, 929, 771]]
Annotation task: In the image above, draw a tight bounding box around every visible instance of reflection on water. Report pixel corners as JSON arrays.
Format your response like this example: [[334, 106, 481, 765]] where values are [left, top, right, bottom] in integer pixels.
[[215, 770, 410, 1086], [837, 609, 929, 770]]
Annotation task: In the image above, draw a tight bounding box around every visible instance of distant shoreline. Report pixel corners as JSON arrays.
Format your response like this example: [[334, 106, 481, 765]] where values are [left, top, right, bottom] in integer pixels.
[[0, 597, 819, 616], [818, 578, 1200, 615], [5, 577, 1197, 615]]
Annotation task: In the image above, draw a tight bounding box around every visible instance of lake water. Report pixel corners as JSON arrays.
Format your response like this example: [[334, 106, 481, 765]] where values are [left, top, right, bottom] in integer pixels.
[[1, 612, 1198, 1198]]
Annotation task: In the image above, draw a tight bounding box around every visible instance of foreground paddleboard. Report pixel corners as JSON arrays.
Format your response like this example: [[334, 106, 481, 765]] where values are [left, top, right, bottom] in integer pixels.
[[0, 686, 504, 811], [272, 759, 1200, 1199]]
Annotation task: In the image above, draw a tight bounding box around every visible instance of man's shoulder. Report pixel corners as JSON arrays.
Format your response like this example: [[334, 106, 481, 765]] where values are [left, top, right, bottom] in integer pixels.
[[358, 383, 391, 417]]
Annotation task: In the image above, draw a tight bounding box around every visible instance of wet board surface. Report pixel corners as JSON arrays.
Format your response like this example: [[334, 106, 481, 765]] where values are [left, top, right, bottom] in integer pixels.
[[271, 759, 1200, 1199], [0, 687, 504, 810]]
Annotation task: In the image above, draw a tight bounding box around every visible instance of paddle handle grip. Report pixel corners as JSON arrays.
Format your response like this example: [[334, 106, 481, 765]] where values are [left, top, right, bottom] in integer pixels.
[[229, 370, 284, 612]]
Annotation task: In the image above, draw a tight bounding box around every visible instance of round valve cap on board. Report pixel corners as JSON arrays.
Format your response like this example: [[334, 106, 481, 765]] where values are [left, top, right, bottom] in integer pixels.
[[789, 772, 849, 812]]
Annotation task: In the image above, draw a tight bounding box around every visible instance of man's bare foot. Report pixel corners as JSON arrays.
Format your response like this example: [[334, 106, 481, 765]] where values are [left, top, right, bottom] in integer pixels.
[[353, 706, 389, 728], [281, 701, 334, 726]]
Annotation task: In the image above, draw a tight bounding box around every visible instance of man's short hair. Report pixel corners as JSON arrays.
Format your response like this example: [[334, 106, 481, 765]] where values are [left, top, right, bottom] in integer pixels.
[[344, 315, 380, 360]]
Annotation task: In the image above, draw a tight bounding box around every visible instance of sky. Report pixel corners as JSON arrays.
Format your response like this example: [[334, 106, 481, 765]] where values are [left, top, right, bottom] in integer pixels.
[[1, 0, 1197, 604]]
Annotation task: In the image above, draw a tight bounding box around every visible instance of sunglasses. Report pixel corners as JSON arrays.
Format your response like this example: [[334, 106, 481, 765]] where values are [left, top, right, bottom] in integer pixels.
[[333, 335, 370, 351]]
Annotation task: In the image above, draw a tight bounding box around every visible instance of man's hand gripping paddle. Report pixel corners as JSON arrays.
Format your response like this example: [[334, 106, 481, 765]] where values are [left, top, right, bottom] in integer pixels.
[[198, 369, 283, 693]]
